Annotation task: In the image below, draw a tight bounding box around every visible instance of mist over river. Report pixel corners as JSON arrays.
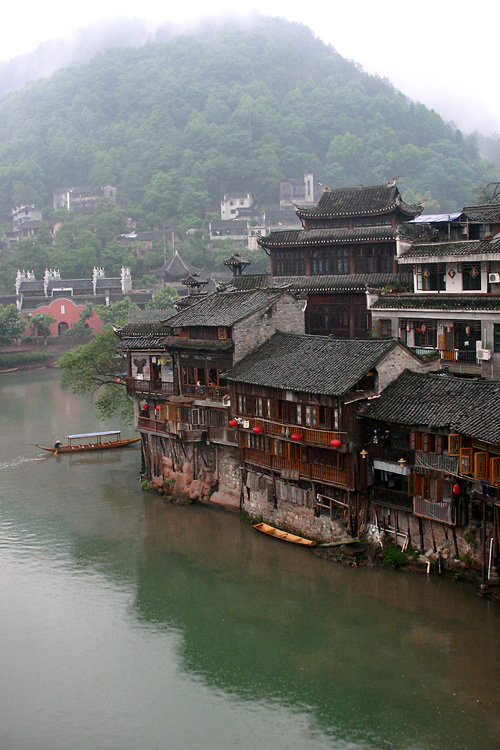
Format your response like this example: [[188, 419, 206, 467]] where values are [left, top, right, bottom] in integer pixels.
[[0, 369, 499, 750]]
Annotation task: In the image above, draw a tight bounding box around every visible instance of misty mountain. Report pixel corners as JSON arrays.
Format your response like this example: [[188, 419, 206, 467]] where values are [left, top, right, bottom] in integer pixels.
[[0, 16, 498, 229]]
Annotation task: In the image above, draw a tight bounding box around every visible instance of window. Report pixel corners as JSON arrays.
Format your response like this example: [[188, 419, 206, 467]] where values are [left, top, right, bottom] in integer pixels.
[[414, 322, 437, 348], [494, 324, 500, 353], [462, 264, 482, 291], [416, 265, 446, 291], [274, 250, 305, 276]]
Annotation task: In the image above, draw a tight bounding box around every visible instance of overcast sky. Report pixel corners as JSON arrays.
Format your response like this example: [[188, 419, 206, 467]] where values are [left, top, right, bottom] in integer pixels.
[[2, 1, 498, 136]]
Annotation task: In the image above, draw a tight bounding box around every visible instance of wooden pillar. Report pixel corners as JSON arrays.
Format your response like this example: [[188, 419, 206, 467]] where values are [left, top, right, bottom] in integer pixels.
[[418, 517, 425, 553], [481, 498, 487, 587]]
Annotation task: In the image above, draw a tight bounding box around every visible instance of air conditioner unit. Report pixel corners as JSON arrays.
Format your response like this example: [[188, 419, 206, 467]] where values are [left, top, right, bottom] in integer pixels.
[[477, 348, 492, 361], [489, 273, 500, 283]]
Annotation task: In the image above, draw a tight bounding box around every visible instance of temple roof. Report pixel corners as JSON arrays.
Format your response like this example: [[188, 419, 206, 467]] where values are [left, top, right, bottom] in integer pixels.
[[225, 332, 399, 396], [153, 249, 201, 279], [165, 288, 289, 328], [399, 239, 500, 262], [258, 225, 398, 249], [362, 369, 500, 445], [295, 182, 422, 220]]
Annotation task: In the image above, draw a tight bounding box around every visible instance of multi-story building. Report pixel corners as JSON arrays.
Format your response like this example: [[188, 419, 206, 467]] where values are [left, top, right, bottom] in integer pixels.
[[362, 369, 500, 568], [118, 287, 305, 510], [369, 204, 500, 378]]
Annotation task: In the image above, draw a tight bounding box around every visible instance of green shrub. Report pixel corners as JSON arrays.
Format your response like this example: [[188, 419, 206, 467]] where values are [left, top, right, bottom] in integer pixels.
[[382, 546, 407, 569], [0, 351, 52, 368]]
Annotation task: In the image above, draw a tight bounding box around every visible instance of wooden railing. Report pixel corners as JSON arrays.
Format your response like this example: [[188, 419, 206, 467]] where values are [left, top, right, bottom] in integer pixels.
[[127, 378, 174, 395], [208, 427, 238, 446], [182, 384, 229, 401], [243, 448, 347, 487], [370, 445, 414, 465], [137, 416, 166, 432], [137, 416, 205, 441], [413, 496, 456, 525], [242, 417, 345, 447], [372, 486, 413, 511]]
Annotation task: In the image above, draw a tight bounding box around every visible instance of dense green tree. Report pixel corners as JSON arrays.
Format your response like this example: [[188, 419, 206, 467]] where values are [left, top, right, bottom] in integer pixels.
[[94, 296, 140, 327], [57, 326, 132, 421], [145, 285, 178, 315], [0, 304, 25, 346], [28, 312, 55, 342]]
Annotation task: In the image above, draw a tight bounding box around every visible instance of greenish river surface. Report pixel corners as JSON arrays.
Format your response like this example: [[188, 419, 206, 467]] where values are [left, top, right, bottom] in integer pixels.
[[0, 369, 499, 750]]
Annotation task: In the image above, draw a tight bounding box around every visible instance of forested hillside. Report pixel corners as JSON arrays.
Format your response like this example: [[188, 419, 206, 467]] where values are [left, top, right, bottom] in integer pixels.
[[0, 17, 498, 294]]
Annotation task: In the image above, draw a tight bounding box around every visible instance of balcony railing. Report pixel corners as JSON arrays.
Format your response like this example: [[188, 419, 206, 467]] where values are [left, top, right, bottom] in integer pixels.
[[243, 448, 348, 487], [411, 348, 479, 365], [241, 417, 345, 447], [208, 426, 238, 446], [127, 378, 174, 395], [137, 416, 205, 441], [370, 445, 414, 465], [182, 384, 230, 402], [413, 495, 455, 525], [372, 486, 413, 511]]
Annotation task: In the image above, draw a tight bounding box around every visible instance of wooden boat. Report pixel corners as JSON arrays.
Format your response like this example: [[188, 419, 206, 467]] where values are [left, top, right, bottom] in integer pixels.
[[37, 430, 140, 455], [253, 522, 316, 547]]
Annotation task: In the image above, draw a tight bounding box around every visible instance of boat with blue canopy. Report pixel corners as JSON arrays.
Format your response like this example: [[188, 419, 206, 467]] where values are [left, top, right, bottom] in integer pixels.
[[37, 430, 140, 454]]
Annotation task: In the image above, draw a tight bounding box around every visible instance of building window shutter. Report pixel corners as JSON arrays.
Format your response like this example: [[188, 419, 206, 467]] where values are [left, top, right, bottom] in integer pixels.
[[474, 452, 488, 480], [218, 327, 227, 339], [448, 434, 461, 456], [490, 457, 500, 485], [435, 435, 444, 455], [422, 433, 429, 453], [460, 447, 473, 474], [408, 474, 415, 496]]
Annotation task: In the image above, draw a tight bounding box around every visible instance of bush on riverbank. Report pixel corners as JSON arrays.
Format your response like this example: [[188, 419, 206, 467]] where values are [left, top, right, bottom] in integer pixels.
[[0, 351, 52, 368]]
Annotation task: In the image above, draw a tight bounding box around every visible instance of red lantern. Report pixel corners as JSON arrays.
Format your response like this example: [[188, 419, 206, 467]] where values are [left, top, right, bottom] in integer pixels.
[[453, 483, 460, 495], [466, 326, 471, 335], [252, 426, 262, 434], [291, 433, 302, 441], [228, 419, 238, 428], [330, 438, 341, 448]]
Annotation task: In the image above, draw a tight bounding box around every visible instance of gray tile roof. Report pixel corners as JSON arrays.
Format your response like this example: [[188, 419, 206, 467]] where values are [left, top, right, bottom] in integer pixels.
[[295, 183, 422, 220], [164, 288, 287, 328], [224, 332, 398, 396], [371, 294, 500, 311], [116, 321, 169, 350], [462, 205, 500, 223], [399, 239, 498, 260], [229, 273, 411, 293], [362, 370, 500, 445], [258, 225, 398, 249]]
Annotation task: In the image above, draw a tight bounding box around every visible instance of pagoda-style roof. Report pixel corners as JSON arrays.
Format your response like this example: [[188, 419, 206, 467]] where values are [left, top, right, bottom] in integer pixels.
[[153, 249, 202, 280], [362, 370, 500, 445], [258, 225, 398, 250], [115, 321, 170, 350], [462, 205, 500, 223], [225, 332, 400, 397], [371, 294, 500, 311], [295, 182, 422, 221], [398, 238, 500, 262]]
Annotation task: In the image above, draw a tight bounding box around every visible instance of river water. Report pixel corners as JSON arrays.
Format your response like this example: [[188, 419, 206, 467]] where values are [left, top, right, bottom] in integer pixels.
[[0, 368, 499, 750]]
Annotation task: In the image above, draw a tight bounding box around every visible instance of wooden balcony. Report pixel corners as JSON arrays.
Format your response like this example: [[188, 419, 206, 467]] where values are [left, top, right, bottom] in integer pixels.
[[370, 445, 414, 465], [137, 416, 204, 441], [208, 426, 238, 446], [413, 495, 456, 525], [243, 448, 348, 488], [243, 417, 345, 447], [127, 378, 174, 396], [372, 486, 413, 511], [182, 384, 230, 402]]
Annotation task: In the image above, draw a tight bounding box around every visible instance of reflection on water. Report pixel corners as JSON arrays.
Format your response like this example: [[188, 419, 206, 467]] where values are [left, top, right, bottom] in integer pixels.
[[0, 369, 499, 750]]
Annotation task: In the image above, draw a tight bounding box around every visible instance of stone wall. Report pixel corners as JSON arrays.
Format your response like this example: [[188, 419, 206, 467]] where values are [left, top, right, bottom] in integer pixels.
[[376, 344, 428, 392], [242, 470, 348, 543], [233, 292, 305, 363], [209, 445, 242, 511]]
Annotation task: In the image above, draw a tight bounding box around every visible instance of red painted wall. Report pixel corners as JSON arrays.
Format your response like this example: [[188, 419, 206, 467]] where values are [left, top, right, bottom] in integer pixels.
[[23, 297, 104, 336]]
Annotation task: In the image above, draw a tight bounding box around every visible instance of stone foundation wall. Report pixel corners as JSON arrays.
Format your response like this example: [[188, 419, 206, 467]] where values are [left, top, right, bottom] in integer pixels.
[[242, 471, 349, 542]]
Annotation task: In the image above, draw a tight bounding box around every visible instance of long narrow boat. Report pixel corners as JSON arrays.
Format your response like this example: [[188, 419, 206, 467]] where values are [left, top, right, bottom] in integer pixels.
[[37, 430, 140, 455], [253, 522, 316, 547]]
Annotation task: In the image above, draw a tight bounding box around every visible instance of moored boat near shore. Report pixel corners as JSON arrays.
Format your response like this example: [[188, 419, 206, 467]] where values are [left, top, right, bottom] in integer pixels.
[[253, 522, 316, 547], [37, 430, 140, 455]]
